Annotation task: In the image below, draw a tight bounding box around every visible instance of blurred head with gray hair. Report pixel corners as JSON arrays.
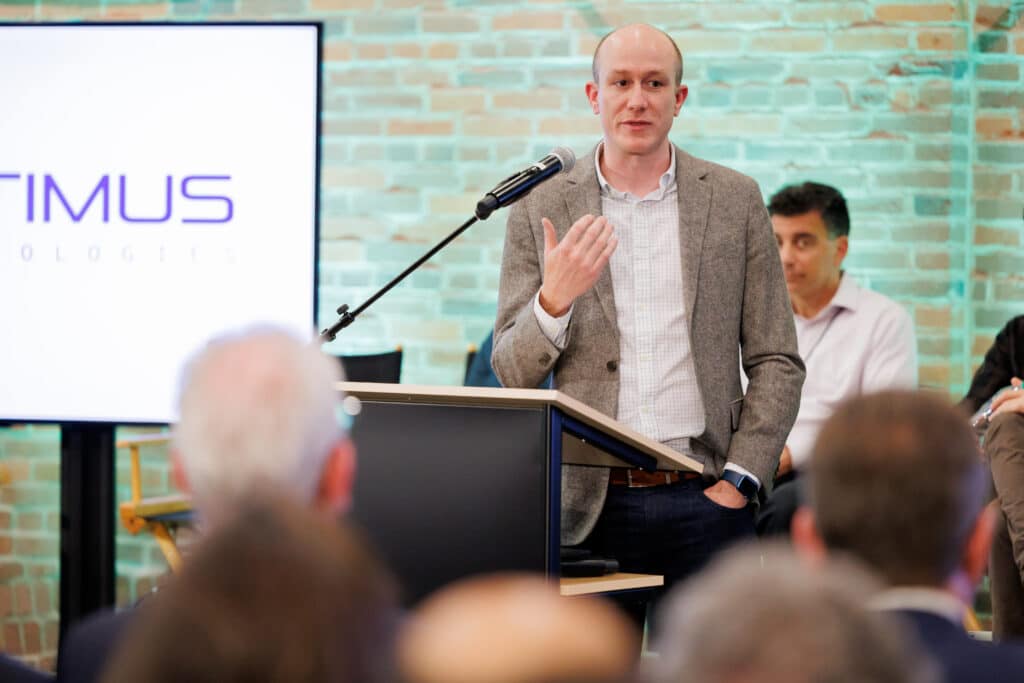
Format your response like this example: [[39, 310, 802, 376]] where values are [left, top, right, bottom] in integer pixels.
[[646, 543, 936, 683], [171, 326, 355, 526]]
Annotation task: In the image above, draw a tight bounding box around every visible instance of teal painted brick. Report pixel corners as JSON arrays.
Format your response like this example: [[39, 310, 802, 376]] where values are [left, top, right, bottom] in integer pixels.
[[976, 62, 1020, 81], [977, 33, 1009, 54], [351, 15, 418, 35], [321, 195, 352, 218], [394, 170, 459, 189], [777, 85, 812, 108], [734, 86, 773, 108], [978, 144, 1024, 165], [458, 69, 528, 87], [790, 60, 878, 80], [994, 280, 1024, 302], [745, 142, 824, 162], [424, 143, 456, 162], [814, 86, 848, 107], [351, 192, 422, 215], [540, 39, 572, 58], [873, 113, 955, 135], [976, 252, 1024, 274], [705, 61, 785, 82], [915, 143, 969, 163], [683, 141, 741, 162], [350, 143, 419, 162], [977, 306, 1024, 329], [441, 299, 499, 317], [350, 94, 424, 111], [695, 87, 733, 107], [843, 250, 912, 270], [978, 90, 1024, 108], [891, 59, 968, 79], [976, 199, 1024, 221], [788, 114, 870, 135], [915, 195, 966, 217], [852, 84, 889, 109], [871, 278, 964, 299], [827, 141, 908, 163]]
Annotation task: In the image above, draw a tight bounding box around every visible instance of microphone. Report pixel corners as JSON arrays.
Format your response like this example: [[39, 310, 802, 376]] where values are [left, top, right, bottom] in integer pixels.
[[474, 147, 576, 220]]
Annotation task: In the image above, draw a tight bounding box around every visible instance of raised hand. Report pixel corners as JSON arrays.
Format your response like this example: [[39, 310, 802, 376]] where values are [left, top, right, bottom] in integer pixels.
[[538, 214, 618, 317]]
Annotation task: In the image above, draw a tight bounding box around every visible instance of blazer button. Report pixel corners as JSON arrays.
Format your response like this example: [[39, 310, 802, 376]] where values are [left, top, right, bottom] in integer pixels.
[[606, 360, 618, 372], [540, 353, 552, 365]]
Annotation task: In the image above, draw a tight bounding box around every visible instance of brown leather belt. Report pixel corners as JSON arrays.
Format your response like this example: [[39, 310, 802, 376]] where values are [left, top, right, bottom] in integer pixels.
[[608, 467, 701, 488]]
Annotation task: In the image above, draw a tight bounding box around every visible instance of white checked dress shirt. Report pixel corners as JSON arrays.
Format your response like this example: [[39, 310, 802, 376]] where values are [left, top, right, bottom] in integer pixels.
[[533, 144, 757, 483]]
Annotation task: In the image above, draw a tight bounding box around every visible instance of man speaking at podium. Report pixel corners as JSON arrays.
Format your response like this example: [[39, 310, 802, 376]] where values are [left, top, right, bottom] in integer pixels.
[[492, 24, 804, 619]]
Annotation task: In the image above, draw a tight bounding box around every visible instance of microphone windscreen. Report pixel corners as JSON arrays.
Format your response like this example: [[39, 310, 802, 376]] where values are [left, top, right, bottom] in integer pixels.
[[550, 146, 576, 174]]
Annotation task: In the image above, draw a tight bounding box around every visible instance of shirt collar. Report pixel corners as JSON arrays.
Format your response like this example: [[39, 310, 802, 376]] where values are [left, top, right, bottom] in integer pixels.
[[594, 141, 676, 201], [868, 587, 966, 625], [801, 272, 860, 322]]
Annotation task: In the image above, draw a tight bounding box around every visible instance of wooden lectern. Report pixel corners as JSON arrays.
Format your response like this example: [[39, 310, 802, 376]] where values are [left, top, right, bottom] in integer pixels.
[[341, 382, 700, 604]]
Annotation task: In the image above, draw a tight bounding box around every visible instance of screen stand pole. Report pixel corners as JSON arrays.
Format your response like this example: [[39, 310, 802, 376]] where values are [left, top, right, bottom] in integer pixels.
[[319, 214, 479, 343], [59, 423, 116, 637]]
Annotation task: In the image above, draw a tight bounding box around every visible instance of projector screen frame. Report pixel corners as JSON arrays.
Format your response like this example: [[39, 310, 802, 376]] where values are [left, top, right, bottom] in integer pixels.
[[0, 20, 325, 426]]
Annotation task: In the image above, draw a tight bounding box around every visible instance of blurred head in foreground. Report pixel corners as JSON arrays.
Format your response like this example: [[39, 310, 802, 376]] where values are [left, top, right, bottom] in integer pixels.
[[103, 495, 398, 683], [646, 543, 936, 683], [171, 326, 355, 527], [792, 390, 991, 603], [398, 573, 638, 683]]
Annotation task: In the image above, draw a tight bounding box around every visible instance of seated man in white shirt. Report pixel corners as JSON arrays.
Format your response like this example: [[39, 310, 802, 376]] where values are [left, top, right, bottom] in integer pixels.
[[758, 182, 917, 535]]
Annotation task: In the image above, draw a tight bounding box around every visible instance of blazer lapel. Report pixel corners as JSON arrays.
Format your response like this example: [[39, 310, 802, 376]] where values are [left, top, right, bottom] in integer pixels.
[[675, 147, 711, 329], [565, 145, 616, 327]]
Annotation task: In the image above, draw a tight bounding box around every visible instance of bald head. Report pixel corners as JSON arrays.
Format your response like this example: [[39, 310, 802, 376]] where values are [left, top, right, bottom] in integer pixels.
[[398, 574, 638, 683], [592, 24, 683, 86]]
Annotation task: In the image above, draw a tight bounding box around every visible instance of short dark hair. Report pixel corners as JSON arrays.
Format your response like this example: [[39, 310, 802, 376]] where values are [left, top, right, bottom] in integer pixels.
[[767, 182, 850, 238], [591, 24, 683, 87], [807, 390, 986, 588]]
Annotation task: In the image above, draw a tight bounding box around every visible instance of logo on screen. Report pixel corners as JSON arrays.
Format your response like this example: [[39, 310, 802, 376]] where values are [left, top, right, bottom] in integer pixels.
[[0, 173, 233, 224]]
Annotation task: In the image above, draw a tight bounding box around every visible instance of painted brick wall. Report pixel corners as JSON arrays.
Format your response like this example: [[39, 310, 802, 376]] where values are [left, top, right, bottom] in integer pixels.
[[1, 0, 1022, 671]]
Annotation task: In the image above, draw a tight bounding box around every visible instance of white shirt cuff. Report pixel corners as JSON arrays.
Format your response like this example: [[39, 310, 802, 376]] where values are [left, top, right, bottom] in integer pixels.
[[532, 291, 572, 350], [724, 463, 761, 490]]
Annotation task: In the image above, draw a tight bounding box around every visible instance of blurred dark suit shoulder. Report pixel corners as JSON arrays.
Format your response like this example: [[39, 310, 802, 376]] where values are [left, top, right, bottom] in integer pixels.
[[895, 609, 1024, 683], [57, 609, 133, 683]]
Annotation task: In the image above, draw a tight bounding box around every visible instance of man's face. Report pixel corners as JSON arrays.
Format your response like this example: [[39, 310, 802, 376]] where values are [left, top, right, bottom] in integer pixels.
[[772, 210, 848, 304], [586, 26, 687, 162]]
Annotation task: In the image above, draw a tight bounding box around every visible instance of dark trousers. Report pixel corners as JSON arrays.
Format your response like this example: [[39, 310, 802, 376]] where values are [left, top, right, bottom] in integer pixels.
[[755, 471, 802, 537], [579, 476, 756, 633], [987, 412, 1024, 640]]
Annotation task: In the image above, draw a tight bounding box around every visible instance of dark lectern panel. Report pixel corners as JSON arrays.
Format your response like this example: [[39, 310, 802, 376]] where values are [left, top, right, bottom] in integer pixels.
[[350, 402, 549, 605]]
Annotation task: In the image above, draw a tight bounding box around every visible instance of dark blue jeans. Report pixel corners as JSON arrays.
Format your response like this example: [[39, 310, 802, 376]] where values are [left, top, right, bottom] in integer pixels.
[[580, 476, 756, 631]]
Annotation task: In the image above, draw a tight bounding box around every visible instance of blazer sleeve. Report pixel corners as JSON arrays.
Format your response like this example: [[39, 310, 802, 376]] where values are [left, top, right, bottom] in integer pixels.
[[491, 199, 563, 389], [727, 183, 806, 487]]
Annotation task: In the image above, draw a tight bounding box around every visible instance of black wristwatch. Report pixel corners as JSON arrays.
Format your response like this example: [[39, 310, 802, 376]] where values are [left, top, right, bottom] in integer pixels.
[[721, 469, 759, 502]]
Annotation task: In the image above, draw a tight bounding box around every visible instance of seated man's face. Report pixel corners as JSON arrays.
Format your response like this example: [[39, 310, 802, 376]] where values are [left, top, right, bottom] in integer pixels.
[[772, 210, 847, 306]]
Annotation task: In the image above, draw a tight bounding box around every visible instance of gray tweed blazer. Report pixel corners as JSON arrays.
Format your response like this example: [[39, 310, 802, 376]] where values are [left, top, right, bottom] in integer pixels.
[[492, 144, 805, 545]]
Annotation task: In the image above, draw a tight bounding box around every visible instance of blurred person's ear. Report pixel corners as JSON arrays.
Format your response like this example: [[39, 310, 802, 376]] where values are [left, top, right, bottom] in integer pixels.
[[171, 448, 191, 494], [791, 506, 828, 564], [317, 438, 356, 515], [963, 503, 996, 586]]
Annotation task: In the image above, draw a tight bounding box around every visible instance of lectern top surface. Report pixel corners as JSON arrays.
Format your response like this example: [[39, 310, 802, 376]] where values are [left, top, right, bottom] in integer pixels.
[[337, 382, 701, 473]]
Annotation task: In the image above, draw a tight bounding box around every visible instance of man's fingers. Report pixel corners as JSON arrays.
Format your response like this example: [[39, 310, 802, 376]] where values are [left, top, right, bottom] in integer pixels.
[[542, 218, 557, 254], [562, 214, 595, 247], [592, 234, 618, 271], [583, 220, 614, 264]]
